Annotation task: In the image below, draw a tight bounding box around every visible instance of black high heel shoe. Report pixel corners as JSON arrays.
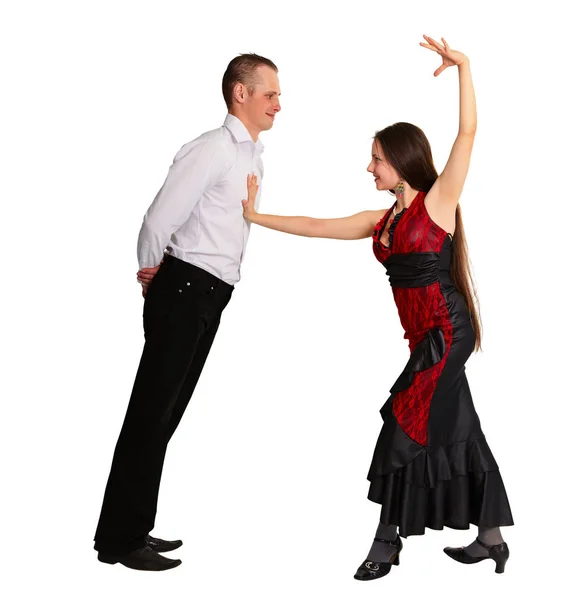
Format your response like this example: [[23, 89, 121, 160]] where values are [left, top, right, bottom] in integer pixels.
[[444, 537, 510, 574], [353, 535, 403, 581]]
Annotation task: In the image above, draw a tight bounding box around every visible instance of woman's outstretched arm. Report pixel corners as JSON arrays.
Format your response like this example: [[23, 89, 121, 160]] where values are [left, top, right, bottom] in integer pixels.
[[242, 175, 387, 240], [421, 35, 477, 206]]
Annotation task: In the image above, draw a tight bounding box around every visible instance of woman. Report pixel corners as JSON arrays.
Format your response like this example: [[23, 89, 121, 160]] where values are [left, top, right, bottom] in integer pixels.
[[242, 35, 513, 579]]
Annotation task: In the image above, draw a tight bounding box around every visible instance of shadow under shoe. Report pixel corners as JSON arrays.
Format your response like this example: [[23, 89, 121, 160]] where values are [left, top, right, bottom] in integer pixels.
[[354, 535, 403, 581], [444, 538, 509, 574], [98, 545, 182, 571]]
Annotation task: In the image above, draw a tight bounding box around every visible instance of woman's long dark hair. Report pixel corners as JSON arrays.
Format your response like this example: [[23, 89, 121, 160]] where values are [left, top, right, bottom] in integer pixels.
[[375, 122, 482, 351]]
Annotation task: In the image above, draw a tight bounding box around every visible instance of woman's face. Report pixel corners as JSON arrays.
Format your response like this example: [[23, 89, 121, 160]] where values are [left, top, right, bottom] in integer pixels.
[[366, 139, 400, 191]]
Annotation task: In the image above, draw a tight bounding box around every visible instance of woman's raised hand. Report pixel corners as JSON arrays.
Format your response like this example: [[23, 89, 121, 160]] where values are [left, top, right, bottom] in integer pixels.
[[420, 35, 467, 77]]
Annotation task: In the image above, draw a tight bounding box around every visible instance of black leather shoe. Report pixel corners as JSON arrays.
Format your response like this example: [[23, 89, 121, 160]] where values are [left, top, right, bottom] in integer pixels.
[[145, 534, 183, 553], [354, 535, 403, 581], [444, 537, 510, 574], [98, 545, 182, 571]]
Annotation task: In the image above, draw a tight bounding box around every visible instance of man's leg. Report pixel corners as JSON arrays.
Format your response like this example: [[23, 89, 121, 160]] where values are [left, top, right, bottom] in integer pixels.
[[137, 313, 224, 542], [94, 262, 208, 556], [165, 313, 222, 442], [143, 273, 233, 539]]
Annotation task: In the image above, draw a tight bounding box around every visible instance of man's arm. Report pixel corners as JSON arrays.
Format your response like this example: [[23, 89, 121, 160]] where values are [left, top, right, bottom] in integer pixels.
[[137, 136, 230, 269]]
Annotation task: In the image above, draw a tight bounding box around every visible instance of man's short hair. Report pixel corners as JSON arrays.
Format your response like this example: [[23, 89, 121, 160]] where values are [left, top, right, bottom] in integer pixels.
[[222, 53, 278, 109]]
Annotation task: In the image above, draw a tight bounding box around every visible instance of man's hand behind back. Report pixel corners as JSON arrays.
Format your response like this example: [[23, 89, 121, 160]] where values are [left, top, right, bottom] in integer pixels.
[[137, 259, 164, 298]]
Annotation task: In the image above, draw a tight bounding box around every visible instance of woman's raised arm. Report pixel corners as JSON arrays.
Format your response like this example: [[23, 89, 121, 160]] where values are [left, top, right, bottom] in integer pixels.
[[421, 35, 477, 207]]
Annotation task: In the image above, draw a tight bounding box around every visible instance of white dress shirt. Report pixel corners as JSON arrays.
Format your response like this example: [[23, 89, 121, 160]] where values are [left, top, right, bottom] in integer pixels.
[[137, 114, 264, 285]]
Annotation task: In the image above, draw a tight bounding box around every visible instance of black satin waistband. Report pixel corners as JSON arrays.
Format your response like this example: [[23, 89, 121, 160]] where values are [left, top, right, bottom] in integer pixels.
[[384, 241, 452, 288]]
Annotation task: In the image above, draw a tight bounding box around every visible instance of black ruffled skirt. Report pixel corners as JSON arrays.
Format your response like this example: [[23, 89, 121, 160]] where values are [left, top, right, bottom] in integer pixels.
[[366, 326, 514, 538]]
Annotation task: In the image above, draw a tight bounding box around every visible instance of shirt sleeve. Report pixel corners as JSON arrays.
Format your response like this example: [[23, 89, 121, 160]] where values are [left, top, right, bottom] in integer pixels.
[[137, 136, 231, 269]]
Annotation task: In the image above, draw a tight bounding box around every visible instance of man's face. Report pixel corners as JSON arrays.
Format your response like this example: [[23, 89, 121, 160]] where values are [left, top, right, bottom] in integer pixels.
[[243, 66, 281, 132]]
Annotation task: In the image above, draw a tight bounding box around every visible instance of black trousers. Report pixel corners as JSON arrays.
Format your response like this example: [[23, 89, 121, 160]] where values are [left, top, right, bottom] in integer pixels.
[[94, 255, 234, 555]]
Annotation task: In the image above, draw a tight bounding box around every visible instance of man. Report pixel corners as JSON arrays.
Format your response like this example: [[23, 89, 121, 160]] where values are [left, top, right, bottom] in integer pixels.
[[94, 53, 281, 571]]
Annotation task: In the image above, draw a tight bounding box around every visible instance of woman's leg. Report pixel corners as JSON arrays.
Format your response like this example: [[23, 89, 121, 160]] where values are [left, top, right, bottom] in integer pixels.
[[364, 518, 399, 562], [463, 527, 505, 556]]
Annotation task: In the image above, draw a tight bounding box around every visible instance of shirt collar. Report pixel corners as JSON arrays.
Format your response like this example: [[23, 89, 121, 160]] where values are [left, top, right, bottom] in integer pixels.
[[224, 114, 264, 154]]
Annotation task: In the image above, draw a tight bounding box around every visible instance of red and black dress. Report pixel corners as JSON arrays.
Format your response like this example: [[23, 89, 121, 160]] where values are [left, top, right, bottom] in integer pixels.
[[368, 190, 513, 537]]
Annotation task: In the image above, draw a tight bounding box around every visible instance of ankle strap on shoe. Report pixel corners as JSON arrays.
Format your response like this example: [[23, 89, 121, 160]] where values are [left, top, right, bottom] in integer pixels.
[[476, 537, 498, 550], [373, 535, 400, 546]]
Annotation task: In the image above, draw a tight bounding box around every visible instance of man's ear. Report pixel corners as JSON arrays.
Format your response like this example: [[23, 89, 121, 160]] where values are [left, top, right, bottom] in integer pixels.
[[233, 83, 245, 103]]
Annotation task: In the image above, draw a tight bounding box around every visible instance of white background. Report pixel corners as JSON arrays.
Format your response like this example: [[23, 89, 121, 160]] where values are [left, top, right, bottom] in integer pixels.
[[2, 0, 563, 598]]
